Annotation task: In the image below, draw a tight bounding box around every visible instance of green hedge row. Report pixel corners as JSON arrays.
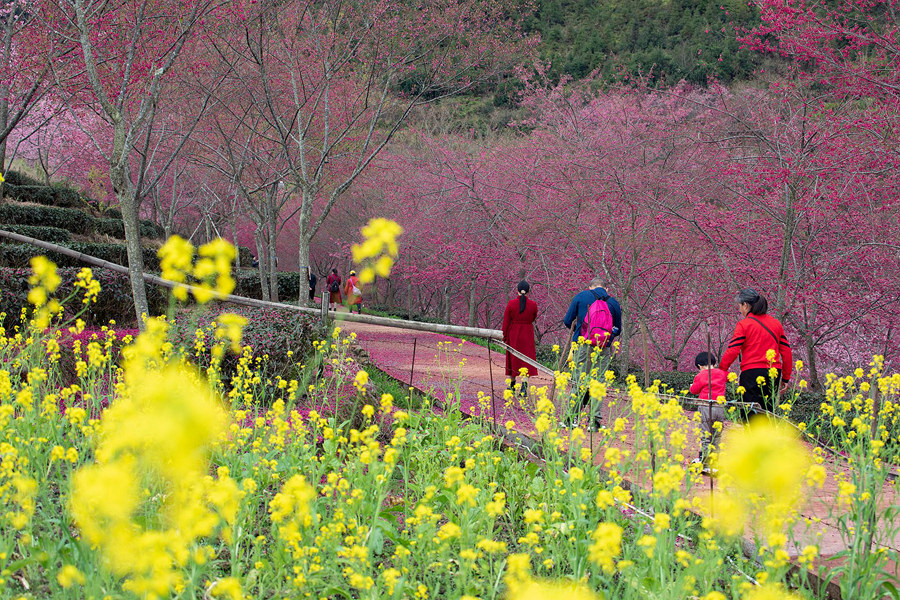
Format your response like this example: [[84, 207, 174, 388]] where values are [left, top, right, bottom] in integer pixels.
[[0, 203, 96, 234], [95, 217, 164, 240], [0, 242, 161, 271], [0, 225, 72, 244], [235, 270, 305, 301], [2, 171, 82, 209], [0, 266, 167, 328], [0, 202, 164, 240]]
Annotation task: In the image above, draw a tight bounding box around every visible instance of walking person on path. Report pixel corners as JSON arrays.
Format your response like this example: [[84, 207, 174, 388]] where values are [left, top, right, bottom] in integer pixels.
[[719, 288, 793, 413], [326, 268, 342, 310], [308, 270, 318, 303], [689, 351, 727, 474], [502, 281, 538, 396], [562, 277, 622, 431], [344, 270, 363, 314]]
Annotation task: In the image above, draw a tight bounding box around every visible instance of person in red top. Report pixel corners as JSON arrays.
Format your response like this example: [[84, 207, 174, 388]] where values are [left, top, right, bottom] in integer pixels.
[[719, 288, 793, 412], [690, 351, 728, 472], [326, 268, 342, 310], [502, 281, 538, 397]]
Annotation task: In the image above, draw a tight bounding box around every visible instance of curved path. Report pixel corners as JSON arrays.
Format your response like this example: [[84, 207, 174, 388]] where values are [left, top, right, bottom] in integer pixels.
[[340, 313, 898, 582]]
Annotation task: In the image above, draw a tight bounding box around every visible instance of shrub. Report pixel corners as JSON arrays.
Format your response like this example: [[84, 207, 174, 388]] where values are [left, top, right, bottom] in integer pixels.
[[53, 187, 83, 208], [0, 203, 95, 235], [0, 266, 167, 328], [234, 270, 304, 302], [4, 183, 56, 206], [140, 219, 164, 239], [0, 225, 72, 244], [168, 304, 318, 386], [96, 218, 125, 239], [1, 170, 42, 187], [238, 245, 254, 267], [96, 217, 164, 240]]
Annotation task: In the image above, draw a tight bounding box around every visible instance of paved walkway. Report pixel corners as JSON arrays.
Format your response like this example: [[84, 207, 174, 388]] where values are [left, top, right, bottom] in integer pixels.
[[341, 313, 898, 573]]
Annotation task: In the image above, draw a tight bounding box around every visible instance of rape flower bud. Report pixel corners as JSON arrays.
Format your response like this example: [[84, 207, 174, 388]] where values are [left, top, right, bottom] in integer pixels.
[[57, 565, 86, 588], [354, 370, 369, 390], [588, 522, 622, 574]]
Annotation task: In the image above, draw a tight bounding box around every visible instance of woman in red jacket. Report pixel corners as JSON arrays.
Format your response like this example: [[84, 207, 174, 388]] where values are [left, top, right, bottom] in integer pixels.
[[719, 288, 792, 412], [502, 281, 538, 395]]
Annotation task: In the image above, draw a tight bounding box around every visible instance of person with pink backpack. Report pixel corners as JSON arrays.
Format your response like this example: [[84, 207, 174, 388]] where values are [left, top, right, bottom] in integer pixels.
[[562, 277, 622, 430]]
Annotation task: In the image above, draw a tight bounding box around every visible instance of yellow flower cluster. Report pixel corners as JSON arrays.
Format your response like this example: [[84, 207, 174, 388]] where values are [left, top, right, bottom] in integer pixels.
[[351, 217, 404, 284], [158, 235, 236, 302], [68, 322, 236, 598], [703, 418, 810, 538], [73, 267, 101, 304], [27, 256, 63, 329]]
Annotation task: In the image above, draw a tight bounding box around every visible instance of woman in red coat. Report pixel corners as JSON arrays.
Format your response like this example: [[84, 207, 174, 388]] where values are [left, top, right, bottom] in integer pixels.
[[326, 268, 342, 309], [502, 280, 538, 394]]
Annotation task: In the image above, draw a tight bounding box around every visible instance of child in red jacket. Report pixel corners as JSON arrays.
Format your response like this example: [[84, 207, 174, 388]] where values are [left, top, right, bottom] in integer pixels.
[[690, 351, 727, 474]]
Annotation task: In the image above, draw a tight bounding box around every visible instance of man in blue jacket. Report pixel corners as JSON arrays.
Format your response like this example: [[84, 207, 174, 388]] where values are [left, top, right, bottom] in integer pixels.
[[562, 277, 622, 430]]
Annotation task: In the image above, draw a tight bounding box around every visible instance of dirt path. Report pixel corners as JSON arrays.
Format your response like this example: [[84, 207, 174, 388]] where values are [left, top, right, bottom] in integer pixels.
[[341, 313, 898, 573]]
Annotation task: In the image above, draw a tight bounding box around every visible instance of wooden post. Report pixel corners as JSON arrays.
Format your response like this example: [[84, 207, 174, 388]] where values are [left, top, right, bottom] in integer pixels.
[[409, 338, 418, 388], [320, 292, 329, 327]]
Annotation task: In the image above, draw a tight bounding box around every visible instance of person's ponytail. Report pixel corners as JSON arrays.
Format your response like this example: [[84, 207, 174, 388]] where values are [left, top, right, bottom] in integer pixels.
[[516, 280, 531, 313], [737, 288, 768, 315]]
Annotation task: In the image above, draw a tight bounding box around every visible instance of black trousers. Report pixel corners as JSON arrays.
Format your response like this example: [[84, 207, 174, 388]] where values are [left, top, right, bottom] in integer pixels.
[[309, 288, 315, 302], [739, 368, 782, 413]]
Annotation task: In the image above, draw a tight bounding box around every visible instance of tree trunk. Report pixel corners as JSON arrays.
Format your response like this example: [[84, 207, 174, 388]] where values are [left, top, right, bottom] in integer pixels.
[[108, 119, 149, 326], [296, 198, 314, 306], [254, 229, 270, 302], [406, 279, 413, 318], [0, 17, 11, 191], [385, 278, 394, 309], [775, 184, 796, 316], [467, 283, 478, 327], [115, 181, 150, 324], [442, 284, 452, 324], [266, 190, 279, 302], [231, 216, 240, 272], [806, 335, 822, 392], [618, 303, 630, 377], [297, 239, 312, 307]]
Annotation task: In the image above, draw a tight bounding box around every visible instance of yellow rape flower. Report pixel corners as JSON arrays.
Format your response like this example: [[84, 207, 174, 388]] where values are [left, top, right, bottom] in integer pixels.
[[210, 577, 244, 600], [508, 579, 599, 600], [719, 418, 810, 510], [57, 565, 86, 588], [588, 522, 622, 574], [743, 583, 801, 600], [215, 314, 247, 354]]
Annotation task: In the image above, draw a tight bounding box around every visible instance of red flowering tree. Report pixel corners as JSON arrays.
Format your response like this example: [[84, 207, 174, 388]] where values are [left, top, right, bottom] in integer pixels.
[[29, 0, 224, 322], [201, 0, 532, 304]]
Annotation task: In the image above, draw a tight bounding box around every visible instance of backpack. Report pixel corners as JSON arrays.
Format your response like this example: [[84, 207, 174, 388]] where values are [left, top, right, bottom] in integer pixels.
[[329, 279, 340, 293], [580, 290, 613, 347]]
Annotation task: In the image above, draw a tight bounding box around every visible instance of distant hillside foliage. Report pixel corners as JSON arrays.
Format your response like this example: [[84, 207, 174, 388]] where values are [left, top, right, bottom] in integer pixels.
[[524, 0, 761, 85]]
